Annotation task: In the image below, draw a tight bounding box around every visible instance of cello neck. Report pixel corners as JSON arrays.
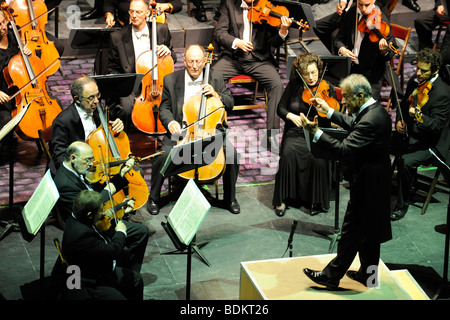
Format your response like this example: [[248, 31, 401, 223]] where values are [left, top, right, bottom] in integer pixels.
[[151, 2, 158, 81], [26, 0, 38, 30], [198, 49, 213, 126]]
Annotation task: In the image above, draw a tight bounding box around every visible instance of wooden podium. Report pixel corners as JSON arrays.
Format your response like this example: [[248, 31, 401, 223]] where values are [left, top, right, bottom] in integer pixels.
[[239, 254, 429, 300]]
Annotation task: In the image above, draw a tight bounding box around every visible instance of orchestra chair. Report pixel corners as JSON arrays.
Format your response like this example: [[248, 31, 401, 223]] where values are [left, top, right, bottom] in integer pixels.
[[228, 75, 268, 111], [388, 0, 399, 16], [433, 20, 450, 51]]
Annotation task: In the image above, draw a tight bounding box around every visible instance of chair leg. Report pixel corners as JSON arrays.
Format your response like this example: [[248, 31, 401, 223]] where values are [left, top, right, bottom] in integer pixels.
[[421, 169, 440, 215]]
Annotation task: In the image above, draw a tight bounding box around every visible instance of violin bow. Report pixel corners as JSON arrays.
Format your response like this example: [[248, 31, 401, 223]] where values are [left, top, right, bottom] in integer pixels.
[[180, 105, 226, 133], [295, 63, 328, 118], [97, 144, 119, 225]]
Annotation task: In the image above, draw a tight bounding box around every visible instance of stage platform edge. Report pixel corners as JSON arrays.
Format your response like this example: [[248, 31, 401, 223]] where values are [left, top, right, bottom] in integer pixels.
[[239, 254, 430, 300]]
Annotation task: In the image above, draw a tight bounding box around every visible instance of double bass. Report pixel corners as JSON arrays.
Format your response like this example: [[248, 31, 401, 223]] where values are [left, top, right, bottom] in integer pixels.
[[1, 3, 60, 140], [87, 103, 149, 210], [131, 1, 173, 134], [10, 0, 60, 76], [177, 44, 226, 183]]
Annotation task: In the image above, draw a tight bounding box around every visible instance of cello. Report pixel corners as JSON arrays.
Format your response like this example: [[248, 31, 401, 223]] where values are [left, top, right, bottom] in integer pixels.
[[86, 102, 149, 210], [1, 3, 60, 140], [10, 0, 60, 76], [177, 44, 226, 183], [131, 1, 174, 134]]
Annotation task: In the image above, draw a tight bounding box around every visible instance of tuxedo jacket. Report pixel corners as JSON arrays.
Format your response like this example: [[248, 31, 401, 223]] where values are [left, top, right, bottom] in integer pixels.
[[50, 103, 101, 172], [398, 76, 450, 154], [158, 68, 234, 145], [106, 21, 175, 75], [214, 0, 287, 63], [317, 101, 392, 243], [62, 215, 126, 281], [334, 4, 395, 84]]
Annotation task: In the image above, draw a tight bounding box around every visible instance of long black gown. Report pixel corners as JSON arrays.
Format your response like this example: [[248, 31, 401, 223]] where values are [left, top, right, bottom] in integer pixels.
[[272, 77, 336, 213]]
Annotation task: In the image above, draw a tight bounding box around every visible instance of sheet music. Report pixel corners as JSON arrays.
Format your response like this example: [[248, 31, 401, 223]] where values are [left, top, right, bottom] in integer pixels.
[[22, 170, 60, 235], [0, 102, 30, 142], [167, 179, 211, 245]]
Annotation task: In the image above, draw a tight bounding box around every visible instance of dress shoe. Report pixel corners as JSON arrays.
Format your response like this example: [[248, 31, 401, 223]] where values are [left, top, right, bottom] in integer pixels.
[[402, 0, 420, 13], [303, 268, 339, 289], [227, 199, 240, 214], [275, 203, 286, 217], [147, 200, 160, 216], [194, 6, 207, 22], [346, 270, 369, 286], [80, 8, 102, 20], [390, 205, 409, 221], [310, 204, 327, 216]]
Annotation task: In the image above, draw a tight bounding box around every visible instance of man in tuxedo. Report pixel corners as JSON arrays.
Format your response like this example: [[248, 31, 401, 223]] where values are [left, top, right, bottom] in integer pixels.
[[212, 0, 292, 150], [50, 75, 124, 174], [390, 48, 450, 220], [54, 141, 150, 275], [106, 0, 175, 132], [414, 0, 450, 51], [313, 0, 389, 54], [147, 44, 240, 215], [334, 0, 395, 100], [301, 74, 392, 289], [62, 190, 143, 300]]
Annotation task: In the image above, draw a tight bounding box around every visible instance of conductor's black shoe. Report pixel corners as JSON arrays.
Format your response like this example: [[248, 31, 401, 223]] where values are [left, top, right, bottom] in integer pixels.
[[402, 0, 420, 12], [390, 205, 409, 221], [147, 200, 160, 216], [195, 6, 207, 22], [80, 8, 102, 20], [346, 270, 369, 287], [303, 268, 339, 289], [227, 199, 240, 214]]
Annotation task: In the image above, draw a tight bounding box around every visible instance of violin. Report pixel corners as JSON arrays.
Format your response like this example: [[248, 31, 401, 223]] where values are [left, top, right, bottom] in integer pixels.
[[356, 7, 399, 54], [10, 0, 60, 76], [86, 102, 149, 210], [177, 44, 226, 183], [408, 80, 432, 124], [248, 0, 309, 31], [297, 65, 340, 118], [132, 0, 174, 134], [1, 3, 60, 140], [96, 197, 135, 232]]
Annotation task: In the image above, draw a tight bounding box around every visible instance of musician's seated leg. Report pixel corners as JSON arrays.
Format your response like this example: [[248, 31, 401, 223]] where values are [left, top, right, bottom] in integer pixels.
[[223, 138, 240, 214]]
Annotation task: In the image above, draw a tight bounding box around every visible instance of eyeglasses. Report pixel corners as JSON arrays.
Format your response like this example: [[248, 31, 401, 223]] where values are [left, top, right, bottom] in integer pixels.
[[75, 155, 95, 164], [185, 59, 204, 66], [128, 9, 146, 15], [81, 92, 101, 103]]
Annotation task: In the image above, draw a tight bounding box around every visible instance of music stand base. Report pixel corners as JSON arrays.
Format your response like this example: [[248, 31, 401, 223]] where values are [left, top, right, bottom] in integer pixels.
[[314, 228, 341, 253], [0, 205, 22, 241], [161, 241, 211, 267]]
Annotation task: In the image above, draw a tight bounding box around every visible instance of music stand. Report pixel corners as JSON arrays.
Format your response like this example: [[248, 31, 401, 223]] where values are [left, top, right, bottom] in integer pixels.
[[69, 27, 120, 75], [429, 147, 450, 299], [160, 131, 226, 266], [319, 56, 352, 87], [92, 73, 144, 101], [307, 127, 349, 253]]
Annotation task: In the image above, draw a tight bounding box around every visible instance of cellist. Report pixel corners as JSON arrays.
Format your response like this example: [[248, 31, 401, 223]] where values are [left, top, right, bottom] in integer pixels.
[[106, 0, 175, 133], [147, 44, 240, 216], [390, 48, 450, 221], [0, 9, 31, 164]]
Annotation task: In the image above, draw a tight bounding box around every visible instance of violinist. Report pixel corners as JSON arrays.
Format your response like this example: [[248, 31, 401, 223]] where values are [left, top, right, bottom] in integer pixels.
[[273, 53, 334, 217], [54, 142, 150, 275], [61, 190, 143, 300], [414, 0, 449, 51], [0, 9, 31, 163], [106, 0, 175, 133], [50, 75, 124, 173], [391, 48, 450, 221], [148, 44, 240, 215], [213, 0, 292, 151], [334, 0, 395, 99], [103, 0, 182, 27]]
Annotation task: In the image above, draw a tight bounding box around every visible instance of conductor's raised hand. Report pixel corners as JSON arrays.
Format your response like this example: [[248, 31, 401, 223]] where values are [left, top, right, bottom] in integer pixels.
[[310, 97, 330, 115], [300, 113, 319, 134]]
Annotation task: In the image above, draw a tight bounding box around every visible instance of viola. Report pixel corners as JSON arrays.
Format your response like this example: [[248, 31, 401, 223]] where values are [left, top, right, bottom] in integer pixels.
[[408, 80, 432, 124], [96, 197, 135, 232], [131, 0, 174, 134], [177, 44, 226, 183], [248, 0, 309, 31], [357, 7, 399, 54], [1, 3, 60, 140], [10, 0, 60, 76], [86, 103, 149, 210]]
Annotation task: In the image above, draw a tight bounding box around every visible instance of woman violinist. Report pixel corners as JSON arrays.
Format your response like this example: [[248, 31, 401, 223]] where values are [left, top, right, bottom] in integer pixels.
[[0, 10, 31, 163], [273, 52, 339, 217]]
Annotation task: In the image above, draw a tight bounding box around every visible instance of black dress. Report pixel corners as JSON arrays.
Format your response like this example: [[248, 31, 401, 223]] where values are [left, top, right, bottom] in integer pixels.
[[272, 78, 335, 212]]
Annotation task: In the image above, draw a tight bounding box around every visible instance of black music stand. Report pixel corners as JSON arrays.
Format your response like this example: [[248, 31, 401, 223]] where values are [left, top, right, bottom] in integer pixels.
[[69, 27, 120, 75], [92, 73, 144, 101], [307, 127, 348, 253], [160, 132, 226, 300], [429, 147, 450, 299]]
